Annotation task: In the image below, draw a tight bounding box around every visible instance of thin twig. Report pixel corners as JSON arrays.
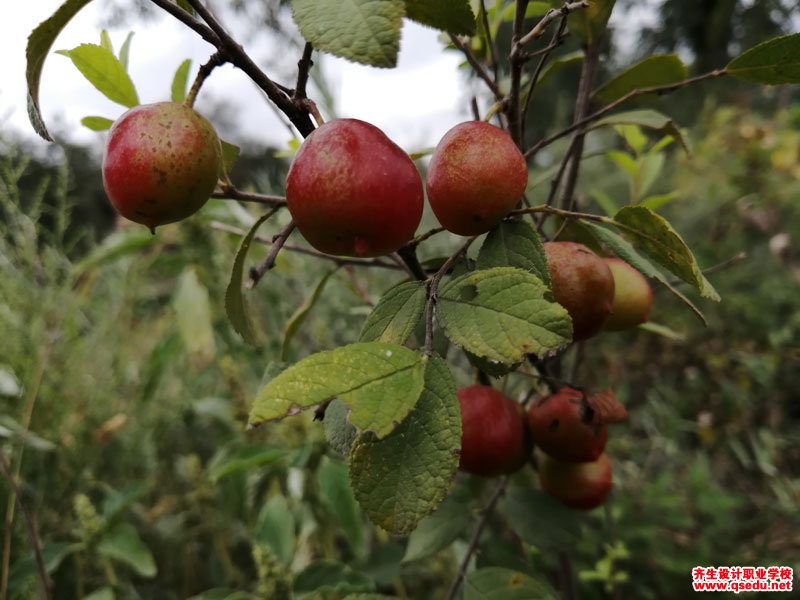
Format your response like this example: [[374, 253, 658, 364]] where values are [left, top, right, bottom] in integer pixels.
[[149, 0, 220, 46], [558, 550, 579, 600], [0, 453, 53, 600], [666, 251, 747, 286], [294, 42, 314, 100], [396, 245, 428, 281], [517, 1, 590, 48], [448, 33, 503, 101], [184, 51, 226, 107], [247, 220, 295, 288], [210, 221, 401, 270], [212, 187, 287, 207], [525, 69, 727, 159], [506, 0, 531, 146], [478, 0, 500, 84], [443, 476, 510, 600]]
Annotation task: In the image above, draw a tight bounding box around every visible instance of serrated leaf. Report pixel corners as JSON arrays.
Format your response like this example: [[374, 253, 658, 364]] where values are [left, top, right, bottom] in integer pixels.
[[293, 561, 375, 598], [171, 58, 192, 103], [225, 211, 271, 345], [318, 457, 366, 558], [359, 281, 425, 344], [580, 221, 707, 324], [567, 0, 615, 45], [612, 206, 720, 301], [402, 491, 470, 562], [404, 0, 475, 35], [465, 349, 518, 378], [173, 267, 216, 368], [291, 0, 404, 68], [464, 567, 558, 600], [476, 221, 550, 286], [592, 110, 688, 154], [437, 267, 571, 363], [282, 270, 336, 360], [56, 43, 139, 107], [118, 31, 134, 71], [593, 54, 688, 104], [501, 487, 582, 550], [26, 0, 96, 140], [727, 33, 800, 85], [348, 354, 460, 535], [255, 495, 296, 565], [324, 399, 359, 456], [80, 116, 113, 131], [249, 342, 425, 438], [97, 523, 156, 577]]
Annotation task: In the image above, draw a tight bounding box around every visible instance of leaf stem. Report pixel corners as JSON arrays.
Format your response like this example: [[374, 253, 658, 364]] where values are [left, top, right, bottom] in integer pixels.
[[184, 50, 226, 108]]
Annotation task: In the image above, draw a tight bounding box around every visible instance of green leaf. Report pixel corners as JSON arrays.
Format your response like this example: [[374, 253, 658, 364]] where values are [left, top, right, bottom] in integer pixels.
[[56, 43, 139, 107], [0, 367, 21, 398], [188, 591, 257, 600], [249, 342, 425, 438], [581, 220, 707, 324], [638, 321, 686, 342], [99, 30, 113, 53], [359, 281, 426, 344], [26, 0, 96, 141], [293, 561, 375, 598], [71, 228, 156, 274], [437, 267, 571, 363], [317, 457, 366, 558], [567, 0, 615, 45], [171, 58, 192, 103], [348, 354, 460, 535], [80, 116, 113, 131], [291, 0, 405, 68], [0, 416, 56, 452], [82, 587, 115, 600], [7, 542, 76, 596], [727, 33, 800, 84], [476, 221, 550, 286], [464, 567, 558, 600], [613, 206, 720, 301], [225, 211, 271, 345], [501, 488, 582, 550], [97, 523, 157, 577], [324, 399, 359, 456], [282, 270, 336, 360], [640, 191, 680, 211], [537, 50, 583, 88], [173, 267, 216, 368], [255, 495, 296, 565], [592, 110, 688, 154], [118, 31, 134, 71], [207, 445, 287, 482], [404, 0, 475, 35], [220, 140, 241, 177], [402, 492, 471, 562], [593, 54, 688, 104]]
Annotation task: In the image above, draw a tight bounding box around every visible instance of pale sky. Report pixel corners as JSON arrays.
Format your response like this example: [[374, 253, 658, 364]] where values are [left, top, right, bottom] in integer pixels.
[[1, 2, 469, 153]]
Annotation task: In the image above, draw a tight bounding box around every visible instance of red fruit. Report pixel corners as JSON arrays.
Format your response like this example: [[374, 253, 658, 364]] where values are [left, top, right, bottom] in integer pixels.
[[426, 121, 528, 236], [543, 241, 615, 341], [285, 119, 423, 257], [602, 258, 654, 331], [538, 452, 613, 510], [102, 102, 222, 232], [528, 387, 608, 463], [458, 385, 531, 477]]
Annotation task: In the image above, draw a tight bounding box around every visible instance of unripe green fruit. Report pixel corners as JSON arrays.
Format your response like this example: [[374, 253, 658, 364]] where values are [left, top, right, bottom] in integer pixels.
[[458, 385, 531, 477], [543, 241, 615, 341], [538, 452, 613, 510], [285, 118, 424, 257], [528, 387, 608, 463], [426, 121, 528, 236], [102, 102, 222, 232], [602, 258, 654, 331]]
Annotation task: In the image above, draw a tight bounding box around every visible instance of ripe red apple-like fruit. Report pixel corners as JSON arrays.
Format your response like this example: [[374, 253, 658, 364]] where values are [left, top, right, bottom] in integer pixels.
[[602, 258, 654, 331], [426, 121, 528, 236], [458, 385, 531, 477], [528, 387, 608, 463], [543, 241, 615, 341], [102, 101, 222, 232], [285, 118, 423, 257], [538, 452, 613, 510]]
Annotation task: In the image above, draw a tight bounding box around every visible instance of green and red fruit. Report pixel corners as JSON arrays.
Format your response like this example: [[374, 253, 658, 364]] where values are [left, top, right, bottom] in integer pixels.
[[426, 121, 528, 236], [602, 258, 654, 331], [458, 385, 531, 477], [528, 387, 608, 463], [285, 118, 424, 257], [102, 101, 222, 232], [538, 452, 613, 510], [543, 241, 615, 341]]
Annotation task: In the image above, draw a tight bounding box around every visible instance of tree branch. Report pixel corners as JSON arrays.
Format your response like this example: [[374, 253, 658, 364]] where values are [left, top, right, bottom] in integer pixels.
[[247, 220, 296, 288], [185, 50, 226, 107], [449, 33, 503, 101], [212, 187, 287, 207], [294, 42, 314, 100], [517, 1, 589, 48]]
